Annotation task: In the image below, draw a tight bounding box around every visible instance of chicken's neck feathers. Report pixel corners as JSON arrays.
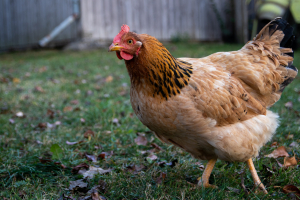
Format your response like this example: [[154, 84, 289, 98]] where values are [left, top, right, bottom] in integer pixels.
[[125, 36, 193, 100]]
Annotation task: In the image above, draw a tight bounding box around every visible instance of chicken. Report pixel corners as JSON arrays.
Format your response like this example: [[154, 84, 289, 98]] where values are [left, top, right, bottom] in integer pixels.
[[109, 18, 297, 193]]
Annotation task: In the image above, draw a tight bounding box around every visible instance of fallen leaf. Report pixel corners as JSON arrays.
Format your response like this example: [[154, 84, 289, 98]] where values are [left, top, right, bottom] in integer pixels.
[[16, 111, 25, 118], [227, 186, 240, 193], [285, 101, 293, 109], [195, 162, 205, 170], [85, 153, 98, 163], [84, 130, 95, 138], [282, 185, 300, 200], [98, 151, 113, 160], [80, 118, 86, 123], [47, 109, 55, 119], [290, 142, 299, 148], [151, 143, 163, 151], [39, 157, 52, 164], [112, 118, 120, 126], [39, 66, 48, 73], [36, 140, 43, 144], [283, 156, 298, 168], [34, 86, 45, 93], [50, 144, 63, 160], [9, 119, 15, 124], [126, 164, 146, 174], [155, 172, 167, 184], [166, 159, 178, 167], [70, 100, 79, 105], [286, 134, 294, 139], [146, 154, 158, 163], [265, 146, 289, 158], [69, 179, 88, 191], [71, 163, 89, 174], [36, 122, 47, 130], [63, 106, 73, 112], [105, 75, 113, 83], [13, 78, 20, 83], [134, 135, 148, 146], [270, 141, 278, 147], [79, 166, 113, 179], [66, 141, 83, 145]]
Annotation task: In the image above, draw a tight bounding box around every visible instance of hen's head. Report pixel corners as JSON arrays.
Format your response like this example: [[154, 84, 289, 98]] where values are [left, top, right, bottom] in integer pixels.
[[109, 25, 142, 60]]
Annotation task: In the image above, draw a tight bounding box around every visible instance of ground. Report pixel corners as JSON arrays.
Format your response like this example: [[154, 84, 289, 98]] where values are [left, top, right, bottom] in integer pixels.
[[0, 43, 299, 199]]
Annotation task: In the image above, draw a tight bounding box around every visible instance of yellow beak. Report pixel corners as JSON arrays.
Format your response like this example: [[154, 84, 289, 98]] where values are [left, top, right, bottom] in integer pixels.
[[108, 43, 124, 51]]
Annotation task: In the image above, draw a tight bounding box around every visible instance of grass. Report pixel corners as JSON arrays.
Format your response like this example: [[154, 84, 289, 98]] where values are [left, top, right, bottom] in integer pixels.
[[0, 42, 299, 199]]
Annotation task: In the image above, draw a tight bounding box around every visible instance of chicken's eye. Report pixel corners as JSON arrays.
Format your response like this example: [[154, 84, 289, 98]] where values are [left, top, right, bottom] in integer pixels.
[[127, 39, 133, 44]]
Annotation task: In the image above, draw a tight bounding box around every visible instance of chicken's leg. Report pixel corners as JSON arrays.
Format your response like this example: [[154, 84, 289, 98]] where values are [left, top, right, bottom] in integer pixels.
[[198, 158, 217, 188], [246, 158, 268, 194]]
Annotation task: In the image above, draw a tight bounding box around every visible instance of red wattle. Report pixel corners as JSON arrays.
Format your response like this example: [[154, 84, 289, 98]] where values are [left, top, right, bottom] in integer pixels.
[[116, 52, 123, 60], [120, 51, 133, 60]]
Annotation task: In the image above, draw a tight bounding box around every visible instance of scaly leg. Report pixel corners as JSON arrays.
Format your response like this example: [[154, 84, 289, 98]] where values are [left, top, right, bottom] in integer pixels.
[[198, 158, 217, 188], [246, 158, 268, 194]]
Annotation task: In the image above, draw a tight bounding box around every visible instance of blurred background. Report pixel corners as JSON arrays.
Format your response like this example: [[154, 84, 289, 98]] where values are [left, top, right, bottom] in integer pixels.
[[0, 0, 299, 52]]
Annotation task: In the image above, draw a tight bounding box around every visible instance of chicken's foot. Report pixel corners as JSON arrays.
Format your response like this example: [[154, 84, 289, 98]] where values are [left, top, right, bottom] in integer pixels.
[[246, 158, 268, 194], [198, 158, 217, 188]]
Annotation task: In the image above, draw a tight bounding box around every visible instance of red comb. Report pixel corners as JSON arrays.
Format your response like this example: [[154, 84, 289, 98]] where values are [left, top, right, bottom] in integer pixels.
[[113, 24, 130, 43]]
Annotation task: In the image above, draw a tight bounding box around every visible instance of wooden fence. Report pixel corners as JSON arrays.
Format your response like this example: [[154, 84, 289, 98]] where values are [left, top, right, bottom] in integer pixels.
[[81, 0, 233, 42], [0, 0, 236, 51], [0, 0, 78, 51]]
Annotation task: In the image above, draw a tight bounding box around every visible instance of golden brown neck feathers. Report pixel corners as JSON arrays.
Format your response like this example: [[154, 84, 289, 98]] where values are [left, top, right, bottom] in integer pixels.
[[125, 35, 193, 99]]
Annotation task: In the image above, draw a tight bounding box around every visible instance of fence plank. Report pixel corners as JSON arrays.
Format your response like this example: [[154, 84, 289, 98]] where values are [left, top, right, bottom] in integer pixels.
[[1, 0, 233, 51]]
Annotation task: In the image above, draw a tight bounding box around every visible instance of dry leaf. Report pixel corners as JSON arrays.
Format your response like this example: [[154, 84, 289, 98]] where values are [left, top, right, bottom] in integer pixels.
[[151, 143, 163, 151], [195, 162, 205, 170], [105, 75, 113, 83], [146, 154, 158, 161], [66, 141, 83, 145], [69, 179, 88, 191], [282, 185, 300, 200], [39, 66, 48, 73], [265, 146, 289, 158], [98, 151, 113, 160], [39, 157, 52, 164], [155, 172, 167, 184], [112, 118, 120, 126], [9, 119, 15, 124], [36, 122, 47, 130], [79, 166, 112, 179], [270, 141, 278, 147], [16, 111, 25, 118], [47, 109, 55, 119], [134, 135, 148, 146], [126, 164, 147, 174], [63, 106, 73, 112], [285, 101, 293, 109], [227, 187, 240, 193], [85, 153, 98, 163], [70, 100, 79, 105], [84, 130, 95, 138], [283, 156, 298, 168], [34, 86, 45, 93], [13, 78, 20, 83], [286, 134, 294, 139], [71, 163, 89, 174], [290, 142, 299, 148], [80, 118, 86, 123]]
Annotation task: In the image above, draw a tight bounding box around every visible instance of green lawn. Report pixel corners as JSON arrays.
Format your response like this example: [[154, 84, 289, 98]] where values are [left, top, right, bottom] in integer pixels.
[[0, 42, 299, 199]]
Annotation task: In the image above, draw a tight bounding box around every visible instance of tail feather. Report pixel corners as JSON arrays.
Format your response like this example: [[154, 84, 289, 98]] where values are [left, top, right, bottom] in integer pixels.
[[255, 17, 295, 58], [247, 17, 298, 96]]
